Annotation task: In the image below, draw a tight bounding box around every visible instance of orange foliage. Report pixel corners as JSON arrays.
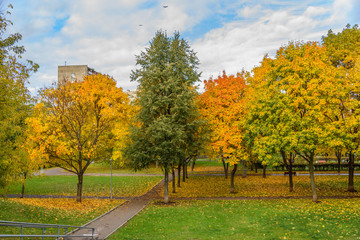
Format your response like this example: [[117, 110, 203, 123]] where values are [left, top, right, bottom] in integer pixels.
[[198, 71, 247, 164]]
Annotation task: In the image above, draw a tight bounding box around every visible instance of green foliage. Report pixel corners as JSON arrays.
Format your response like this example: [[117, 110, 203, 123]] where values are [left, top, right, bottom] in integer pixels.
[[322, 24, 360, 69], [126, 31, 200, 172], [0, 5, 38, 188]]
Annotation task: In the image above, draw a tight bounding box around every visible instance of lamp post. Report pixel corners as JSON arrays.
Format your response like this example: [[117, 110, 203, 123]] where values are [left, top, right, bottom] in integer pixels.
[[110, 158, 113, 200]]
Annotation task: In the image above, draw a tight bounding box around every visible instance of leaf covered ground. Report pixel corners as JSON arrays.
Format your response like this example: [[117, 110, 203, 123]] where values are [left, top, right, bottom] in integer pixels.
[[0, 198, 123, 236], [169, 175, 360, 198]]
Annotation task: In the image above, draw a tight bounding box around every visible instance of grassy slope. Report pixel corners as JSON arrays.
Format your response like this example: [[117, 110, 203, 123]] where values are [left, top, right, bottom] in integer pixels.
[[0, 198, 122, 236]]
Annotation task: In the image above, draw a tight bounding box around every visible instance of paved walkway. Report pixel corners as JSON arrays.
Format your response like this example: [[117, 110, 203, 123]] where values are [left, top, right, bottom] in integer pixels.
[[67, 176, 164, 240]]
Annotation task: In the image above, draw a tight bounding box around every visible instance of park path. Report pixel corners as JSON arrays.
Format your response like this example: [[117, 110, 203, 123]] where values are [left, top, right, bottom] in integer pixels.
[[67, 175, 165, 240]]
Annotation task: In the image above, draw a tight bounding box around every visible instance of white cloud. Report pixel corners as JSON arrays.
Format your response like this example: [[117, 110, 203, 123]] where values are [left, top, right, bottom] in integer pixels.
[[238, 5, 262, 18], [8, 0, 358, 94], [193, 0, 354, 81], [328, 0, 353, 24]]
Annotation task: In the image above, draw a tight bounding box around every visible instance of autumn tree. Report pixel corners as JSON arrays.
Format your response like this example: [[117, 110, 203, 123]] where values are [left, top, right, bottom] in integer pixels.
[[322, 24, 360, 191], [245, 55, 298, 191], [27, 74, 130, 202], [198, 71, 247, 193], [0, 5, 39, 189], [125, 31, 200, 203], [246, 42, 338, 202]]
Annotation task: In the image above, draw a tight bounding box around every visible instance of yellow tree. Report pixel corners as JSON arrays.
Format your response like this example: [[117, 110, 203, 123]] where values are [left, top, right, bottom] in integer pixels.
[[0, 5, 39, 189], [27, 74, 130, 202], [246, 42, 338, 202], [198, 71, 247, 193], [322, 25, 360, 191]]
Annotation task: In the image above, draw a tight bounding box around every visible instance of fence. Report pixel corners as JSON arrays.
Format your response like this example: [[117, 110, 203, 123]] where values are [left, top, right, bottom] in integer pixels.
[[0, 220, 94, 239]]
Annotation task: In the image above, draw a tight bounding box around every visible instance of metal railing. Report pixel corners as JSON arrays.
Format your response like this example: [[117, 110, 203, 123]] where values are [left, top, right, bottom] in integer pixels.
[[0, 220, 95, 239]]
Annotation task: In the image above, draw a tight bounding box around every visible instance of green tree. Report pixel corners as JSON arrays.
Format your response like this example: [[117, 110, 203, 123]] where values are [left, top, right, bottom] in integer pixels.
[[0, 5, 38, 189], [322, 24, 360, 192], [245, 56, 297, 191], [126, 31, 200, 203], [246, 42, 338, 202]]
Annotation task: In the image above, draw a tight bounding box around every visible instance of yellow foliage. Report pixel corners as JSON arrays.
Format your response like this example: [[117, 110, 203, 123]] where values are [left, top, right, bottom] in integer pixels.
[[25, 74, 133, 173]]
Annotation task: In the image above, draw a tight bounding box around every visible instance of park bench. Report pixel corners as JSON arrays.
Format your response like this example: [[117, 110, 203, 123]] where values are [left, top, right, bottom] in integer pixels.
[[284, 171, 296, 176]]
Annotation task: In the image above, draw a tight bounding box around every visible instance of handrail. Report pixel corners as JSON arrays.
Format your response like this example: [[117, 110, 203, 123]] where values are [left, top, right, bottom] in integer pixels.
[[0, 220, 95, 239]]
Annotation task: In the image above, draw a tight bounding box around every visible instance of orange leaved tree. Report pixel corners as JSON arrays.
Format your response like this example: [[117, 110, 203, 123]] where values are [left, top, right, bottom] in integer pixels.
[[198, 71, 247, 193]]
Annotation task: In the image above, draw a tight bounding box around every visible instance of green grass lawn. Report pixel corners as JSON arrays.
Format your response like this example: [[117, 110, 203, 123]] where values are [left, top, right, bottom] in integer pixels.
[[5, 175, 163, 197], [86, 159, 224, 174], [86, 162, 163, 174], [109, 199, 360, 240]]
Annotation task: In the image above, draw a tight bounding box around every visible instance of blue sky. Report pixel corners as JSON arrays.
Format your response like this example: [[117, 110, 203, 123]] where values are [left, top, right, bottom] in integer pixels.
[[7, 0, 359, 93]]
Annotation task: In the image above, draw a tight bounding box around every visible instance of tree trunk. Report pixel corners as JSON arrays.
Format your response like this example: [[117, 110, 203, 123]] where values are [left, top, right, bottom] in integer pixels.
[[77, 173, 83, 202], [242, 161, 247, 178], [281, 151, 294, 192], [182, 159, 186, 182], [309, 160, 318, 202], [20, 173, 27, 198], [348, 151, 356, 192], [222, 158, 229, 179], [288, 155, 294, 192], [191, 159, 196, 172], [177, 164, 181, 188], [335, 150, 342, 173], [230, 164, 238, 193], [262, 165, 266, 178], [164, 168, 169, 203], [156, 160, 159, 168], [172, 169, 176, 193], [255, 162, 258, 173], [20, 183, 25, 198]]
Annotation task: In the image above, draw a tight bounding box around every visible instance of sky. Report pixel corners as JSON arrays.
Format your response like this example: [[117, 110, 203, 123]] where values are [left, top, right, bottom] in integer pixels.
[[7, 0, 360, 94]]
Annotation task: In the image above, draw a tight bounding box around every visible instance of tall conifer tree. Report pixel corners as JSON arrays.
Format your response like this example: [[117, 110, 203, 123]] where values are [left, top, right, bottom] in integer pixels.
[[127, 31, 200, 203]]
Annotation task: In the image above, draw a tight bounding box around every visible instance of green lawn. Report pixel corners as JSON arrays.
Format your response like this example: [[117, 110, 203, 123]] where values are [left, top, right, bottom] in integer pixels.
[[86, 162, 163, 174], [109, 199, 360, 240], [5, 175, 163, 197]]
